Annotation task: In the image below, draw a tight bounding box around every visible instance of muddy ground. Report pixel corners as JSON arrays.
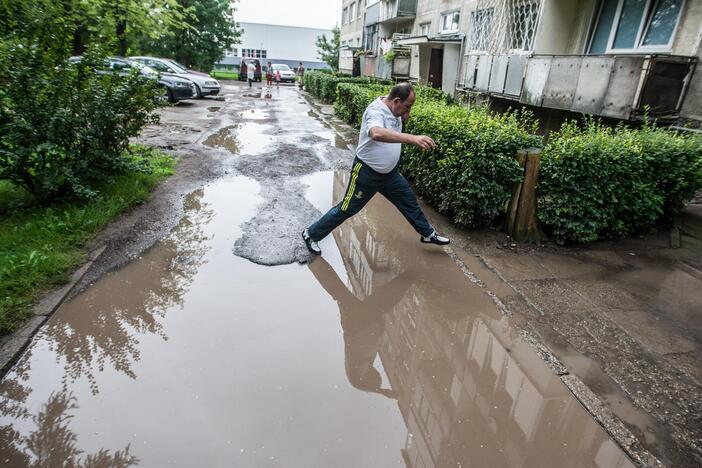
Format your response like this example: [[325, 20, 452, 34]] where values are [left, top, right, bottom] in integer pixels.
[[0, 81, 699, 467]]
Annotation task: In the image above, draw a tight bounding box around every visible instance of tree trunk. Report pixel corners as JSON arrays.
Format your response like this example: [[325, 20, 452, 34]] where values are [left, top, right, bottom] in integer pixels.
[[116, 19, 128, 56]]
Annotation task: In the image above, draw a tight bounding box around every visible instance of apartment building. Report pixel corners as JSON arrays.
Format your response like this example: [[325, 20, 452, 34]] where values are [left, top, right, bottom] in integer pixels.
[[349, 0, 701, 124], [340, 0, 367, 74]]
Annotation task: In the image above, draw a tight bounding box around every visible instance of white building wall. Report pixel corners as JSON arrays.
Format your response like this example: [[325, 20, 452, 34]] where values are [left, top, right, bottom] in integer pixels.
[[234, 22, 332, 62], [442, 43, 461, 94]]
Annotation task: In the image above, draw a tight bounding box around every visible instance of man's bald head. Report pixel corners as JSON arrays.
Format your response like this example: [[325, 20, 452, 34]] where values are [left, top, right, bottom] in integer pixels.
[[387, 82, 415, 102]]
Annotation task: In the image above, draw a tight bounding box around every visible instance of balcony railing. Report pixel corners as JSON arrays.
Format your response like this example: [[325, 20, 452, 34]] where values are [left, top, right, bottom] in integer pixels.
[[379, 0, 417, 24], [460, 53, 698, 120]]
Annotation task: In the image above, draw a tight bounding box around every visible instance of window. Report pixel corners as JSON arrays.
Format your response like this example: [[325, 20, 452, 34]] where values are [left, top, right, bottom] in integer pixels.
[[509, 2, 539, 51], [419, 22, 430, 36], [589, 0, 684, 53], [365, 23, 379, 51], [440, 10, 460, 33], [349, 2, 356, 21], [342, 7, 348, 24], [358, 1, 363, 18], [468, 8, 493, 50]]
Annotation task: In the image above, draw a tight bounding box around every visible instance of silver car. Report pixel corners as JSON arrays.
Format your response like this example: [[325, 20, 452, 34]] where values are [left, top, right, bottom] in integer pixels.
[[130, 56, 221, 98]]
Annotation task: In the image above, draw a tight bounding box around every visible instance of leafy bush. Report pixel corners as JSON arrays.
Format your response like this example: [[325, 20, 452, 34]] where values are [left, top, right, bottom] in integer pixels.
[[334, 83, 389, 128], [334, 82, 455, 128], [0, 45, 161, 200], [402, 103, 540, 227], [303, 71, 392, 103], [538, 119, 702, 243], [333, 82, 532, 227]]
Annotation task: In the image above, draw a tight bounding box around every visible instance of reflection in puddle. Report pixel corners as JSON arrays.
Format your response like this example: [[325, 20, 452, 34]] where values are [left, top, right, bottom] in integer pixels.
[[303, 170, 635, 468], [202, 122, 274, 155]]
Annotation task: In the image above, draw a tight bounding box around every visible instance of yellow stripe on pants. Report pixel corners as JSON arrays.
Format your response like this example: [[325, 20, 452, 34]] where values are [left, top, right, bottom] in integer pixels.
[[341, 162, 362, 211]]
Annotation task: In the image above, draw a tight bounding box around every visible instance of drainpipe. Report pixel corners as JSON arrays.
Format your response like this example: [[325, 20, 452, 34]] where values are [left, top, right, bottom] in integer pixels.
[[454, 33, 467, 98]]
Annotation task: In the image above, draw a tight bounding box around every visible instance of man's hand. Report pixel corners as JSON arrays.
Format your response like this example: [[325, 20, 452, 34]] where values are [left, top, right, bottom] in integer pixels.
[[411, 135, 436, 151]]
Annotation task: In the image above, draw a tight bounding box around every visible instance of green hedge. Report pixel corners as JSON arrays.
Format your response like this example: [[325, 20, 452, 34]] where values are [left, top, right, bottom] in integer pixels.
[[303, 71, 393, 103], [402, 103, 540, 227], [334, 82, 539, 227], [333, 82, 455, 128], [538, 120, 702, 243], [334, 83, 388, 128]]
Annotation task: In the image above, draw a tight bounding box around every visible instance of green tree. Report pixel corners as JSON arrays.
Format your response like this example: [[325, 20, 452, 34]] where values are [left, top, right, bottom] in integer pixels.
[[316, 26, 340, 72], [140, 0, 241, 72], [70, 0, 189, 56]]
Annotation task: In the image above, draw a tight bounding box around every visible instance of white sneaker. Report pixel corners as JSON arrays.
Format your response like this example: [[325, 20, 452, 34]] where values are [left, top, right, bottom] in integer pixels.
[[420, 230, 450, 246], [302, 229, 321, 255]]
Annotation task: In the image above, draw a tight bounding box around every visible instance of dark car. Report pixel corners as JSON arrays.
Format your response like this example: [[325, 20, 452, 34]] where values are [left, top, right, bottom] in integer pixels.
[[70, 56, 197, 103], [239, 59, 262, 82]]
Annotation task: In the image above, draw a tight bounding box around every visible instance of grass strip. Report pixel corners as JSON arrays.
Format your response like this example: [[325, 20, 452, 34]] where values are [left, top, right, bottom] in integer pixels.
[[0, 146, 176, 335]]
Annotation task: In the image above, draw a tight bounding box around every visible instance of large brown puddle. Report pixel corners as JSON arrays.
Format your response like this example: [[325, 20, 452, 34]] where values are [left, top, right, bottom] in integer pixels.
[[0, 170, 634, 467]]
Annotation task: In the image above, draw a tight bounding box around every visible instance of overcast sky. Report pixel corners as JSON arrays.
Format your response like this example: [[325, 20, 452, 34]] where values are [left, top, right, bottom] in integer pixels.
[[234, 0, 342, 30]]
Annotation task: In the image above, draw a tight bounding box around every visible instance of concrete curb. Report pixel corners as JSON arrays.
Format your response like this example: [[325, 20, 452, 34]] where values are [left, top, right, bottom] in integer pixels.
[[0, 245, 106, 377]]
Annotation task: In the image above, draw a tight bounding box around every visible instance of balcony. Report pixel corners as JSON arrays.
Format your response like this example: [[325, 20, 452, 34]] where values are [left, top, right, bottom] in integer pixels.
[[364, 1, 379, 26], [461, 53, 698, 120], [379, 0, 417, 25]]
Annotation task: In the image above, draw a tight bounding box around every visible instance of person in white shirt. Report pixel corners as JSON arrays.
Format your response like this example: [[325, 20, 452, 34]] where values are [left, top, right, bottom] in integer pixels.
[[246, 62, 255, 87], [303, 82, 450, 255]]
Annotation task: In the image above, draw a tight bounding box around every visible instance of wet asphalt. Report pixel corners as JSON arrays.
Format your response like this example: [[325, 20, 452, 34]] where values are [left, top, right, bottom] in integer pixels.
[[0, 82, 636, 467]]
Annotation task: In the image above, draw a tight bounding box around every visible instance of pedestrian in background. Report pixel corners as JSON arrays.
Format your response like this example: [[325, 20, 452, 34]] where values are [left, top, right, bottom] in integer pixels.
[[247, 62, 254, 88], [297, 61, 305, 90], [274, 70, 281, 87], [266, 61, 273, 87], [302, 82, 450, 256]]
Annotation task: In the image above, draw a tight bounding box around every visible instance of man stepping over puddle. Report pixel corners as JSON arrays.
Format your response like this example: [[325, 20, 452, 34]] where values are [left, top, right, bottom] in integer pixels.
[[303, 82, 450, 255]]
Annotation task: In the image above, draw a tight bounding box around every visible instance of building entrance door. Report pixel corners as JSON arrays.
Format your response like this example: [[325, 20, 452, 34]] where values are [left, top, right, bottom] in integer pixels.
[[429, 48, 443, 89]]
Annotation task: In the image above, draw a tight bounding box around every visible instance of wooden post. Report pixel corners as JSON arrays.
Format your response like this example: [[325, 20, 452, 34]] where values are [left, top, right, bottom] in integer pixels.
[[506, 150, 528, 235], [514, 149, 541, 242], [505, 148, 542, 243]]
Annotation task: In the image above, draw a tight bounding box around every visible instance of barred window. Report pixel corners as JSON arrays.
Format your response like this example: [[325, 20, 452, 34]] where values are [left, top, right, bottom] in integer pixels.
[[509, 2, 539, 50], [469, 8, 494, 51]]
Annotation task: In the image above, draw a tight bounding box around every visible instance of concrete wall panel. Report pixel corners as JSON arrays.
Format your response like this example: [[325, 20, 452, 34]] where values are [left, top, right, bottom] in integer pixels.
[[489, 55, 509, 94], [572, 57, 614, 114], [475, 55, 493, 92], [505, 55, 527, 97], [601, 56, 645, 119], [521, 57, 551, 107], [542, 57, 582, 110]]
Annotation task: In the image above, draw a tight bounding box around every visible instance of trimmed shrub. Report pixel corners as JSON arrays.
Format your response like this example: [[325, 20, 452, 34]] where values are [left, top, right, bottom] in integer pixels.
[[334, 82, 455, 128], [304, 71, 392, 103], [538, 120, 702, 243], [334, 82, 537, 227], [402, 103, 540, 227], [334, 83, 388, 128]]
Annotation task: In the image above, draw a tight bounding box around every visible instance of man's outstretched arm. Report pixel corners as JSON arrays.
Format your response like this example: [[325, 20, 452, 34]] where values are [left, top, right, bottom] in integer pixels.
[[368, 127, 436, 151]]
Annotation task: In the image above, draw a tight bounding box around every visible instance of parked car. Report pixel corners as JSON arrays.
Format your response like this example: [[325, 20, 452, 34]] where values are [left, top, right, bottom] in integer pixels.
[[239, 59, 262, 82], [271, 64, 296, 83], [130, 56, 220, 97], [70, 56, 197, 103]]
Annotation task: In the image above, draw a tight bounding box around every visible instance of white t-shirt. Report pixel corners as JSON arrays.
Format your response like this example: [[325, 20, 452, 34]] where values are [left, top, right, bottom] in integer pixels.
[[356, 97, 402, 174]]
